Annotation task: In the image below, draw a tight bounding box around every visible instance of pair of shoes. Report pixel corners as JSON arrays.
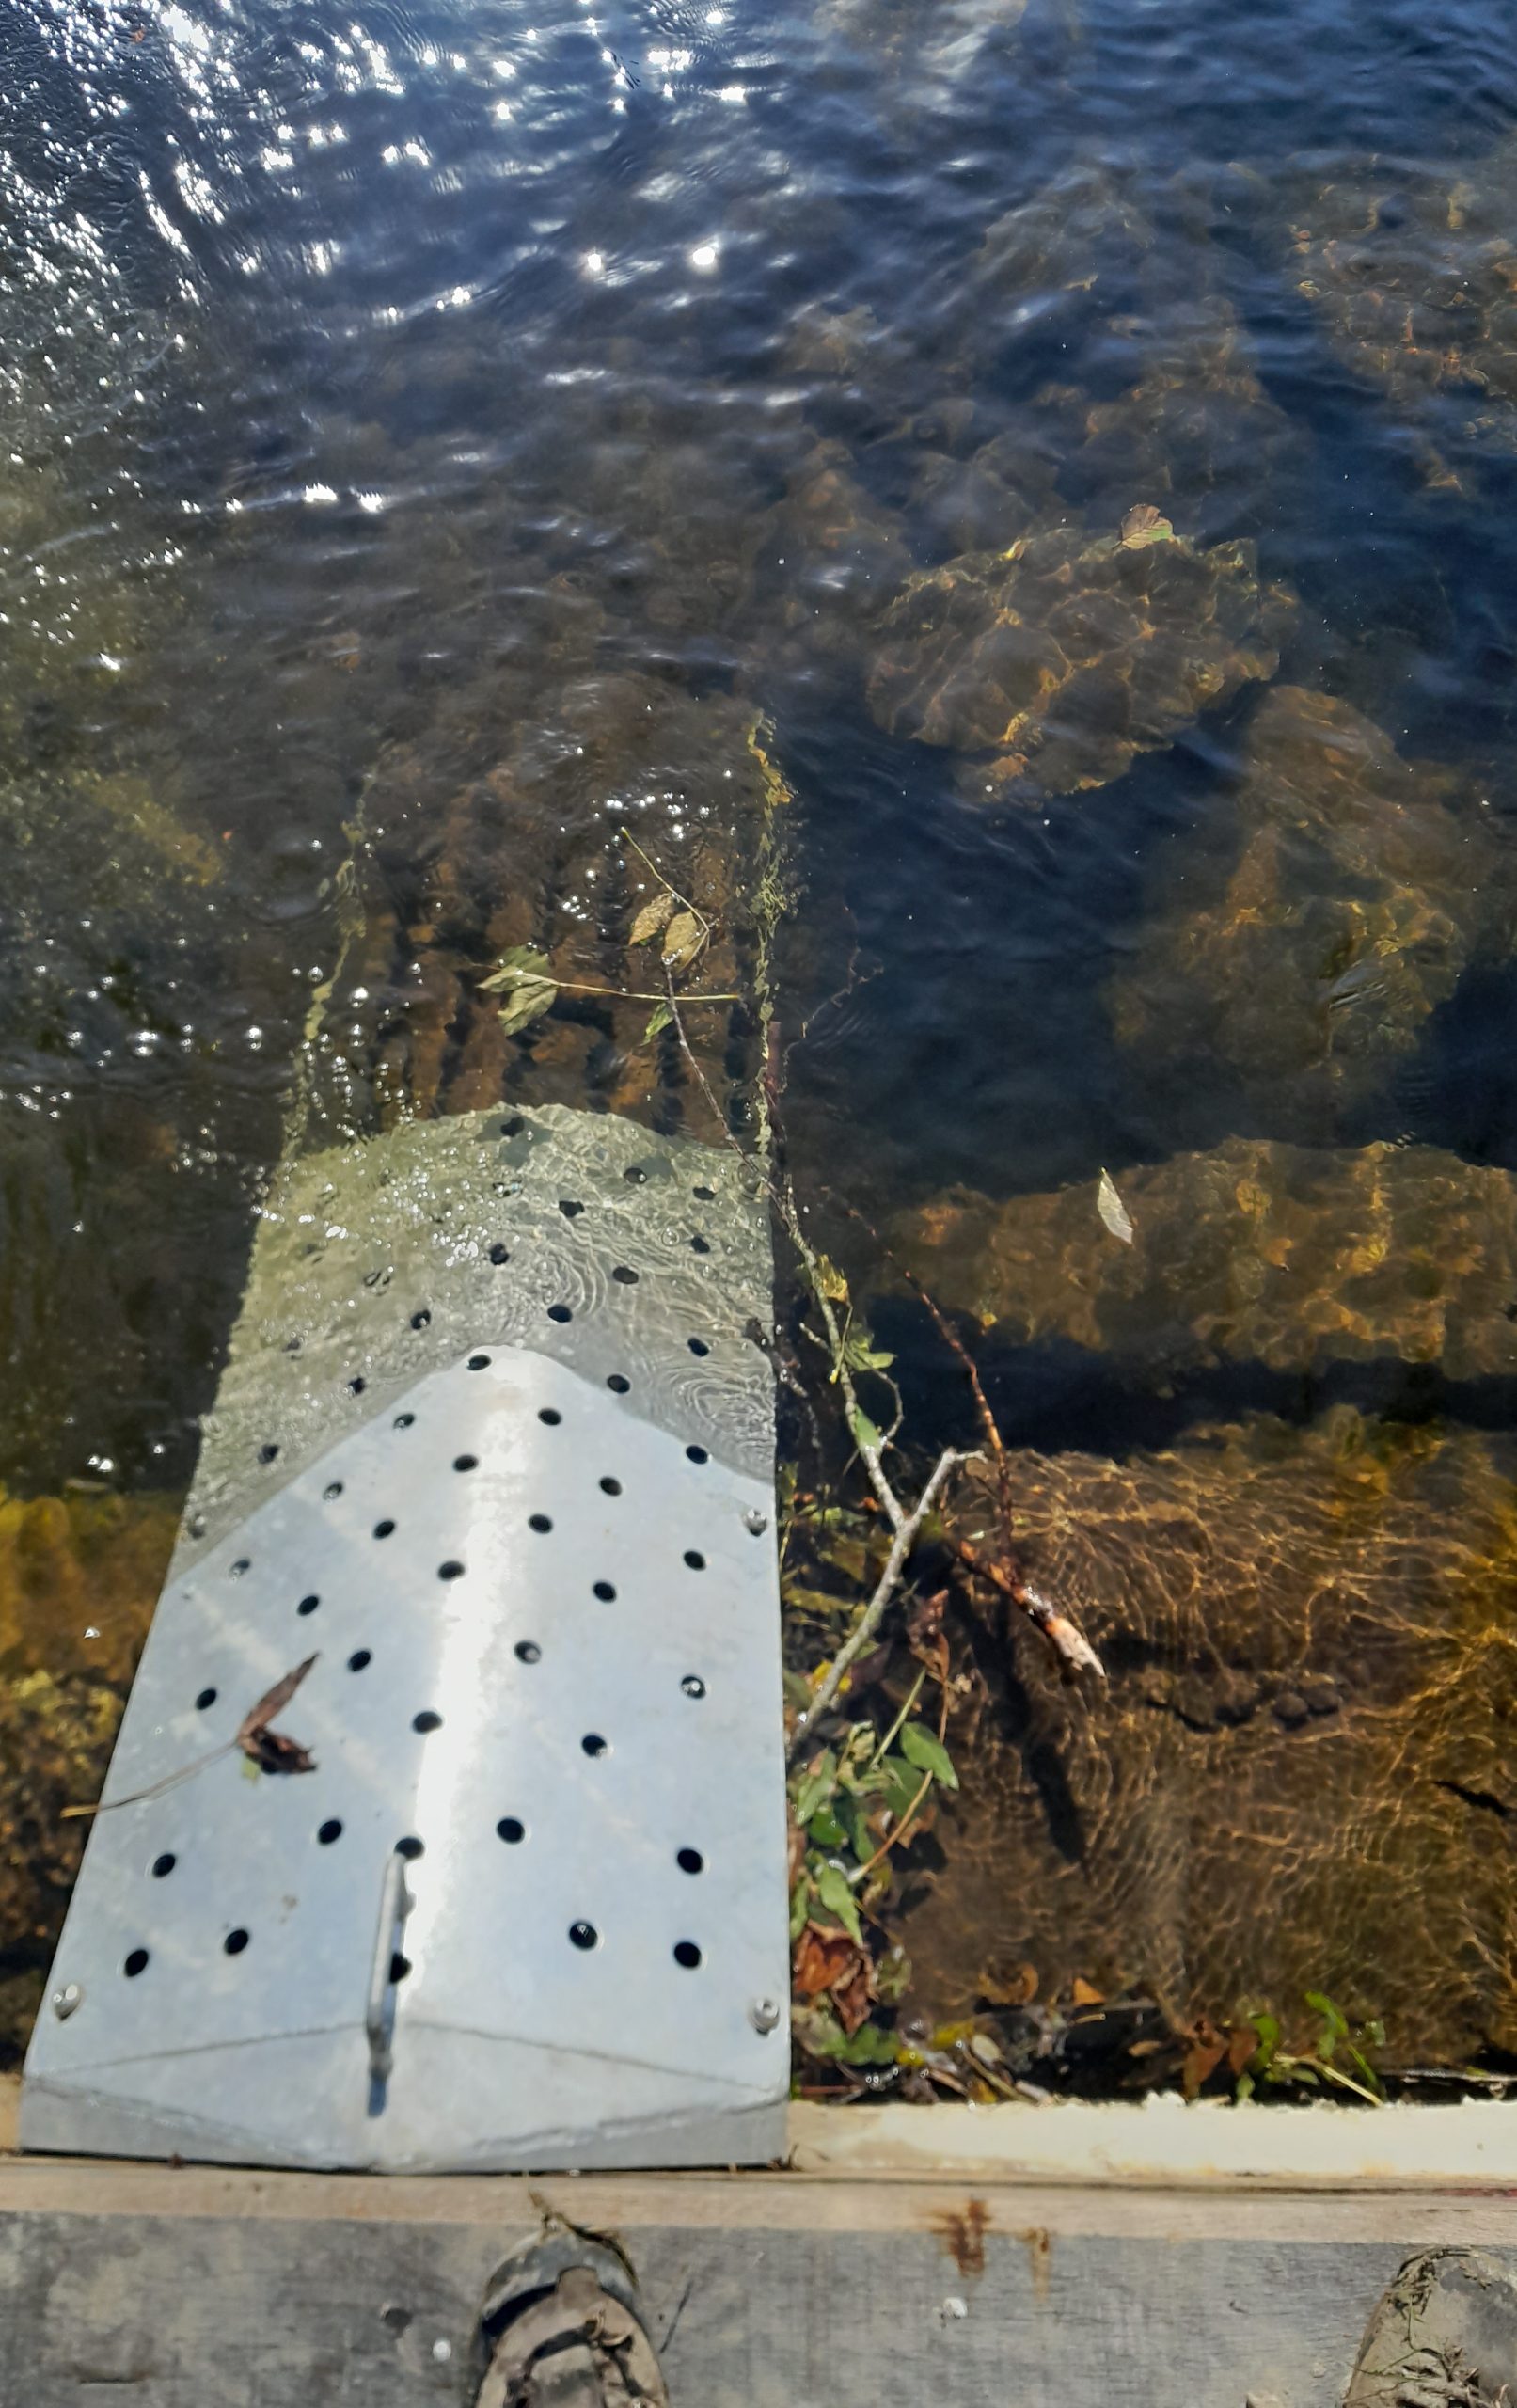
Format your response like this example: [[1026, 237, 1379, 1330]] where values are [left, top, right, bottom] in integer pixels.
[[1344, 2248, 1517, 2407], [474, 2225, 671, 2408]]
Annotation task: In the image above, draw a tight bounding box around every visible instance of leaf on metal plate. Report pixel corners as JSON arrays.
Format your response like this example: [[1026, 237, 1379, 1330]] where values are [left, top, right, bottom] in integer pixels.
[[1096, 1166, 1134, 1244], [898, 1720, 958, 1790], [661, 910, 704, 970], [236, 1654, 319, 1775], [629, 890, 676, 946]]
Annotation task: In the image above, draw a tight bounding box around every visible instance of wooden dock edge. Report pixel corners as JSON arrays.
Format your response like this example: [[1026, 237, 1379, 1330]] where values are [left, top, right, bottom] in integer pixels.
[[6, 2079, 1517, 2405]]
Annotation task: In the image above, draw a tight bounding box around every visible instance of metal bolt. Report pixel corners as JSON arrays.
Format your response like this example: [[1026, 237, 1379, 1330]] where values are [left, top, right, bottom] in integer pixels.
[[51, 1982, 83, 2021], [749, 1995, 782, 2034], [742, 1508, 768, 1537]]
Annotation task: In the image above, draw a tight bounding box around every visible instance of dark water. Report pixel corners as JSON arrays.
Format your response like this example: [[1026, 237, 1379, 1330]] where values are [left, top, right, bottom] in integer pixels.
[[7, 0, 1517, 2063]]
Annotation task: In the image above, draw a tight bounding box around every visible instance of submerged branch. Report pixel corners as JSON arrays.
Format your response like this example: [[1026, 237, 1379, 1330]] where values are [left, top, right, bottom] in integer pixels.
[[790, 1444, 963, 1754]]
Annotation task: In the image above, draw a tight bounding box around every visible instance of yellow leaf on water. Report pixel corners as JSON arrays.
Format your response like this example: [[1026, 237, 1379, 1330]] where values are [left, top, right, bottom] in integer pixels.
[[1120, 503, 1175, 548], [661, 909, 704, 971], [1096, 1167, 1134, 1244], [629, 890, 675, 946]]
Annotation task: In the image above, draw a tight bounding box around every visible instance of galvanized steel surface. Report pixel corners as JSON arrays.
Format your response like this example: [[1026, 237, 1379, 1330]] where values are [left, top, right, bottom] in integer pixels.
[[22, 1109, 787, 2171]]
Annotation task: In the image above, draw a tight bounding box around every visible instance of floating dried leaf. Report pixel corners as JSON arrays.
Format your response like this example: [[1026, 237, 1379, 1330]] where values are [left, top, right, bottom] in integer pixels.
[[1096, 1167, 1134, 1244], [629, 891, 676, 947], [661, 910, 705, 971]]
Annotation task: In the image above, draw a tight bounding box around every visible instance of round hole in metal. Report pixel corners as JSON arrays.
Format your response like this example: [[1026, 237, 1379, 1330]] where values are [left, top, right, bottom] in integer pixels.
[[259, 1442, 280, 1465], [467, 1353, 491, 1371], [623, 1165, 647, 1185], [611, 1265, 638, 1285], [690, 1235, 710, 1255], [538, 1407, 562, 1426], [413, 1711, 443, 1735], [151, 1853, 177, 1879], [188, 1514, 206, 1539], [500, 1115, 525, 1138], [528, 1513, 553, 1534], [373, 1518, 396, 1540], [389, 1952, 412, 1984], [123, 1948, 150, 1979], [229, 1558, 250, 1579], [410, 1308, 431, 1330], [546, 1303, 572, 1325], [297, 1593, 320, 1617], [195, 1687, 217, 1711], [453, 1453, 479, 1472], [395, 1835, 424, 1861], [569, 1921, 598, 1949], [394, 1412, 416, 1430], [324, 1481, 343, 1501], [318, 1819, 342, 1846], [514, 1640, 541, 1664], [686, 1444, 709, 1465], [687, 1337, 710, 1358], [607, 1373, 630, 1394], [681, 1675, 706, 1700], [673, 1941, 703, 1970], [599, 1477, 621, 1497], [684, 1550, 706, 1571], [347, 1376, 367, 1396], [348, 1648, 372, 1672], [677, 1848, 703, 1876], [438, 1560, 465, 1581], [593, 1580, 616, 1603], [581, 1733, 608, 1758], [224, 1928, 250, 1957], [489, 1243, 510, 1265], [559, 1198, 584, 1219], [498, 1817, 526, 1845], [692, 1184, 716, 1201]]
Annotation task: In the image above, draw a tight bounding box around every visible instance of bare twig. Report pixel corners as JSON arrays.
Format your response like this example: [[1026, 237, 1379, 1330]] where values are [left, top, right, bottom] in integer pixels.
[[956, 1535, 1105, 1680], [790, 1443, 962, 1754], [664, 965, 733, 1140]]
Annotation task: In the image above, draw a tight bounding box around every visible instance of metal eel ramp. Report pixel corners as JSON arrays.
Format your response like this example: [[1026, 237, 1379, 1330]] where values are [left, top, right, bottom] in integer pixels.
[[21, 1104, 789, 2171]]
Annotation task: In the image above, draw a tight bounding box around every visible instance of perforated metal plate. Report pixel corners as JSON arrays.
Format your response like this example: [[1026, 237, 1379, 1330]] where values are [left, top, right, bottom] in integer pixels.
[[22, 1108, 789, 2171]]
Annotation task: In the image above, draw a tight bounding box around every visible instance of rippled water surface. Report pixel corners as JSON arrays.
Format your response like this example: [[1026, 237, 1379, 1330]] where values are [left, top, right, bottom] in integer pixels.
[[8, 0, 1517, 2072]]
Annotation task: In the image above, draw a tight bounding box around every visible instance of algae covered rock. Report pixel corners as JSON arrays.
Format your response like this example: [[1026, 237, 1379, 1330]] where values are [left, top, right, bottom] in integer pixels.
[[905, 1410, 1517, 2062], [1288, 139, 1517, 467], [1110, 687, 1509, 1114], [0, 1485, 171, 2061], [866, 511, 1294, 795], [893, 1137, 1517, 1381]]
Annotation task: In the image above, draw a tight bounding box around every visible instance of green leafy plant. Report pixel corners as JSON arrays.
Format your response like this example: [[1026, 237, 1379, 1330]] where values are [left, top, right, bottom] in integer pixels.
[[1236, 1991, 1385, 2104]]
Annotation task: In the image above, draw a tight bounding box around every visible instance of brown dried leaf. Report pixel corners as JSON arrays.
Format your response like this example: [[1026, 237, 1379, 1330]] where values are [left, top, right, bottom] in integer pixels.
[[236, 1654, 319, 1776], [629, 890, 676, 947], [832, 1951, 877, 2036], [1120, 502, 1176, 548], [794, 1922, 862, 1999], [660, 910, 704, 971], [978, 1958, 1039, 2008], [1070, 1975, 1105, 2008]]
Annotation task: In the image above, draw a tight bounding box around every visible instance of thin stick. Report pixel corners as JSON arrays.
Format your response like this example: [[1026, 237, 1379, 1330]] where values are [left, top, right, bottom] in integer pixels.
[[790, 1444, 962, 1754], [664, 968, 733, 1140], [621, 830, 710, 943], [559, 981, 738, 1005], [61, 1742, 233, 1819]]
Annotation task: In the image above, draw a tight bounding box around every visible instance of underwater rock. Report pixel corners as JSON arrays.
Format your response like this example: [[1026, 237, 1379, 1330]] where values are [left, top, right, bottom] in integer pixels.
[[906, 1409, 1517, 2063], [893, 1136, 1517, 1381], [766, 438, 914, 659], [0, 1485, 175, 1687], [1110, 687, 1509, 1114], [1287, 140, 1517, 465], [867, 511, 1294, 794], [300, 668, 787, 1145], [0, 1669, 124, 2061]]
